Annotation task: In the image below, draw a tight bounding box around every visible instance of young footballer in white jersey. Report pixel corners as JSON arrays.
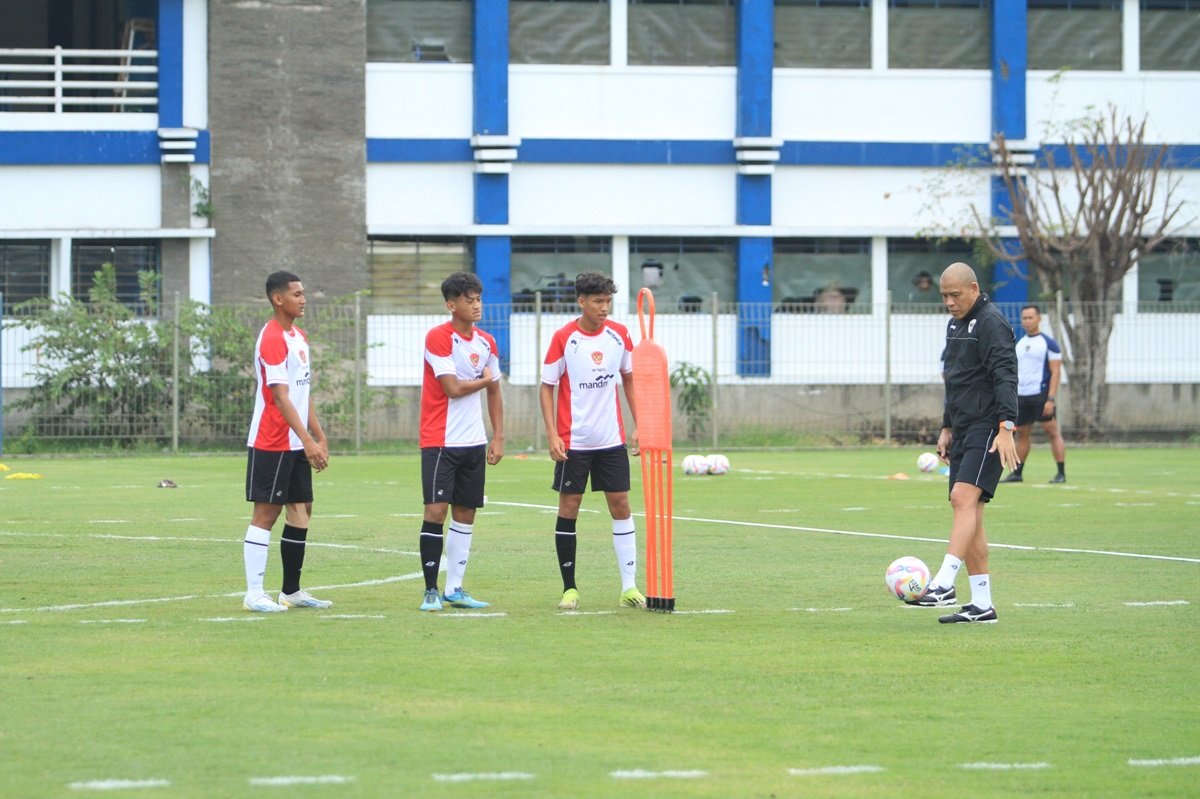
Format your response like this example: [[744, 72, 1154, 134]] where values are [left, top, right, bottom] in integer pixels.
[[417, 272, 505, 611], [1001, 304, 1067, 484], [241, 271, 332, 613], [540, 272, 646, 611]]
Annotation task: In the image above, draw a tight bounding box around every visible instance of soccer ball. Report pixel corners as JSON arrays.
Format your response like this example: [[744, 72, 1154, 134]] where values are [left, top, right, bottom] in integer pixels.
[[706, 454, 731, 475], [917, 452, 939, 473], [885, 556, 930, 602], [681, 454, 710, 475]]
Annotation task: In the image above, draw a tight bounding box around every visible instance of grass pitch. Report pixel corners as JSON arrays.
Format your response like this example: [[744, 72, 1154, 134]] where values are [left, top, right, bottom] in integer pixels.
[[1, 448, 1197, 797]]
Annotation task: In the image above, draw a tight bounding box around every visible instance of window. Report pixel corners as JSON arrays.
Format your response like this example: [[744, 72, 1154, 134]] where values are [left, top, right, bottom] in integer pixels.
[[511, 1, 610, 65], [888, 238, 982, 309], [0, 240, 50, 314], [1028, 0, 1122, 71], [773, 238, 872, 313], [888, 0, 990, 69], [629, 237, 735, 313], [1140, 0, 1200, 71], [628, 0, 736, 67], [369, 238, 471, 313], [367, 0, 472, 63], [775, 0, 871, 68], [511, 237, 611, 312], [72, 240, 160, 313], [1137, 239, 1200, 311]]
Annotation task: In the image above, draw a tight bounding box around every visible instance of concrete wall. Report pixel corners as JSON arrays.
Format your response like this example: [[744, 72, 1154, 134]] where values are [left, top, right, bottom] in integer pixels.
[[208, 0, 367, 304]]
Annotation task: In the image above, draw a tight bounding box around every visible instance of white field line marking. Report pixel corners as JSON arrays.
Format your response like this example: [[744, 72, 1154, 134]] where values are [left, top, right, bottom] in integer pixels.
[[167, 518, 205, 522], [432, 772, 535, 783], [960, 762, 1051, 770], [440, 611, 507, 618], [788, 765, 884, 776], [3, 620, 29, 625], [201, 617, 265, 623], [0, 530, 418, 557], [1129, 756, 1200, 767], [320, 614, 385, 620], [792, 607, 854, 613], [87, 520, 129, 524], [559, 611, 617, 616], [1124, 600, 1190, 607], [1013, 602, 1075, 608], [80, 619, 146, 624], [841, 507, 867, 511], [249, 775, 356, 786], [673, 609, 735, 615], [69, 779, 170, 790], [611, 769, 708, 779]]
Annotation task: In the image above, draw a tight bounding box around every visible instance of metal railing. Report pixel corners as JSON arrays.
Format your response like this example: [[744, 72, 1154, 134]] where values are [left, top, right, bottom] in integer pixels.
[[0, 47, 158, 113]]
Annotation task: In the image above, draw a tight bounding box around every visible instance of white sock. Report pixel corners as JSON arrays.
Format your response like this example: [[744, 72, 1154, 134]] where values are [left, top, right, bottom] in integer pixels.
[[243, 525, 271, 597], [445, 521, 474, 595], [932, 554, 963, 590], [969, 573, 993, 610], [612, 517, 637, 591]]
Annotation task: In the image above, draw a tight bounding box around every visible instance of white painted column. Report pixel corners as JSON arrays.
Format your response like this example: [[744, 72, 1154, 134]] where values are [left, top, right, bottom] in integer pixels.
[[189, 237, 211, 306], [871, 0, 888, 71], [50, 237, 72, 299], [871, 235, 888, 317], [1123, 0, 1140, 74], [611, 0, 628, 67], [611, 234, 630, 319], [1123, 252, 1140, 315]]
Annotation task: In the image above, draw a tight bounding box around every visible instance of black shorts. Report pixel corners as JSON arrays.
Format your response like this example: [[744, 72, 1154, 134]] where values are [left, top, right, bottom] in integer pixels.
[[948, 424, 1003, 503], [552, 445, 631, 495], [246, 447, 313, 505], [1016, 393, 1055, 426], [422, 445, 487, 508]]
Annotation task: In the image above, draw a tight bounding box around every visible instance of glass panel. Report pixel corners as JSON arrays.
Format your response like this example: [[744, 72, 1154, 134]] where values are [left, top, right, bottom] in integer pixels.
[[511, 1, 610, 65], [774, 2, 871, 68], [71, 240, 160, 312], [369, 238, 471, 313], [0, 240, 51, 313], [629, 237, 735, 313], [887, 238, 981, 310], [1140, 2, 1200, 71], [511, 237, 611, 312], [1137, 239, 1200, 311], [628, 1, 736, 66], [1028, 2, 1122, 71], [367, 0, 472, 63], [888, 2, 990, 69], [773, 238, 872, 314]]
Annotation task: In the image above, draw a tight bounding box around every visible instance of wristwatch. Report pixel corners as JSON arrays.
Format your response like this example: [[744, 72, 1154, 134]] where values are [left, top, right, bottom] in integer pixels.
[[1000, 420, 1015, 431], [1047, 396, 1056, 402]]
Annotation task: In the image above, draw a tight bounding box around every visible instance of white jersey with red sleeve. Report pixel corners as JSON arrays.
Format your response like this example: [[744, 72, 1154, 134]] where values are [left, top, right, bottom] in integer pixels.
[[247, 319, 312, 451], [420, 321, 501, 448], [541, 319, 633, 451]]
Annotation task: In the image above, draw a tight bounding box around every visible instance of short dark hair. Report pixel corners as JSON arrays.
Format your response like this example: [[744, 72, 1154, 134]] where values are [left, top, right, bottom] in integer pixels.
[[575, 271, 616, 297], [441, 271, 483, 301], [1022, 304, 1041, 315], [265, 271, 301, 301]]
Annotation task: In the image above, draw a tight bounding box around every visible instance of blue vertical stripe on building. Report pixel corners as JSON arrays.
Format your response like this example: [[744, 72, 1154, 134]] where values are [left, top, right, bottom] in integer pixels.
[[157, 0, 185, 128], [473, 0, 509, 137], [990, 0, 1029, 308], [475, 236, 513, 372]]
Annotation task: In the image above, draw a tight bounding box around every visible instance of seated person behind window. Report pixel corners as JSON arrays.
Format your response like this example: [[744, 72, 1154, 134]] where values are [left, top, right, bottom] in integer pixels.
[[908, 271, 941, 303], [813, 285, 848, 314]]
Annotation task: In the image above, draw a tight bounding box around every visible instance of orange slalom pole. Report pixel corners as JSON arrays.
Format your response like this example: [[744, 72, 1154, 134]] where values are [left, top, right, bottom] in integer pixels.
[[633, 288, 675, 612]]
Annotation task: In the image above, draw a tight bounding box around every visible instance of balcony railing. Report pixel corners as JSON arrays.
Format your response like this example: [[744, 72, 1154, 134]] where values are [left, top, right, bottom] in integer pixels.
[[0, 47, 158, 113]]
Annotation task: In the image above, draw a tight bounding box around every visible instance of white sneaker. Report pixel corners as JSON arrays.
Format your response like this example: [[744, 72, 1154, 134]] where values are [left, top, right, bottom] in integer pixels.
[[278, 589, 332, 609], [244, 593, 287, 612]]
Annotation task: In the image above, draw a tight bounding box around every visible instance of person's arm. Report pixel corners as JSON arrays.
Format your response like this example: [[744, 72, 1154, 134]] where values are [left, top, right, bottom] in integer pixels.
[[436, 367, 492, 399], [269, 384, 327, 471], [540, 382, 566, 461], [485, 378, 504, 466], [982, 317, 1020, 470], [620, 370, 639, 456], [1044, 357, 1062, 418]]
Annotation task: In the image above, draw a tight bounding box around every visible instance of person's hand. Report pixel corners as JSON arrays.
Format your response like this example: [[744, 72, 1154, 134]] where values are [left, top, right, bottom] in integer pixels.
[[547, 434, 567, 462], [304, 438, 328, 472], [990, 428, 1020, 472], [487, 439, 504, 465], [480, 366, 493, 381], [627, 429, 640, 457], [936, 427, 952, 463], [1043, 399, 1055, 417]]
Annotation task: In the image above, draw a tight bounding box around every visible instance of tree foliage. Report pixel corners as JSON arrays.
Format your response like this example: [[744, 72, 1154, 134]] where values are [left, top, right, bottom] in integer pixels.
[[670, 361, 712, 443]]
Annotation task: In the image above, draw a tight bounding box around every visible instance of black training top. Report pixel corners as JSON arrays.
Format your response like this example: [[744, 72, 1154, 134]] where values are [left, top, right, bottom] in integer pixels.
[[941, 293, 1019, 432]]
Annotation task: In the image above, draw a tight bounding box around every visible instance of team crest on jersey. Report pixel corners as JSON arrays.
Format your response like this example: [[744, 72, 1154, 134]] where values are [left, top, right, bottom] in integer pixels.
[[470, 353, 480, 367], [968, 320, 977, 334], [591, 351, 603, 365], [298, 349, 307, 364]]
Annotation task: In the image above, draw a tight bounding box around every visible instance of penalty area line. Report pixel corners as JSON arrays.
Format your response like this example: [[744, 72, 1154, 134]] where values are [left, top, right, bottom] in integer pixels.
[[1128, 756, 1200, 767], [960, 762, 1051, 770], [249, 775, 355, 786], [1124, 600, 1189, 607], [788, 765, 884, 776], [432, 772, 535, 783], [68, 779, 170, 791], [611, 769, 708, 779]]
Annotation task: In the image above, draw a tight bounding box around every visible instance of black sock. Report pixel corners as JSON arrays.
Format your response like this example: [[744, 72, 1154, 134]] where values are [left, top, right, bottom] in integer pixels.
[[1013, 462, 1025, 476], [280, 524, 307, 595], [420, 520, 444, 591], [1056, 461, 1065, 476], [556, 516, 578, 591]]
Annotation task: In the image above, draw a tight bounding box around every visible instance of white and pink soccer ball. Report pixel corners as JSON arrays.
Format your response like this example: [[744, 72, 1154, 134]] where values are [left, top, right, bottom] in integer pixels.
[[885, 556, 930, 602], [681, 454, 710, 475], [917, 452, 939, 473], [706, 454, 730, 475]]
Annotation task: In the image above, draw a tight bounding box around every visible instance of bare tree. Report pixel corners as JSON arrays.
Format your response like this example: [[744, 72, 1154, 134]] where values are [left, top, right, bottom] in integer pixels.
[[971, 107, 1186, 440]]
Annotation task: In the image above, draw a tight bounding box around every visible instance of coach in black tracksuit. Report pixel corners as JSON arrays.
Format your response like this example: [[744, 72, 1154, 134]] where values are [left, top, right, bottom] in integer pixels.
[[910, 262, 1019, 624]]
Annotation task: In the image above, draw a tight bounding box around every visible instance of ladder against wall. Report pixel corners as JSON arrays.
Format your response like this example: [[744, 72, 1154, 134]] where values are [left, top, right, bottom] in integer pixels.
[[114, 17, 155, 111]]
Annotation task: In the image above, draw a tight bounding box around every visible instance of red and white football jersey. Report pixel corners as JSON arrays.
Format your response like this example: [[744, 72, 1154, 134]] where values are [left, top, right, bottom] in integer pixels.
[[541, 319, 633, 451], [420, 321, 501, 448], [247, 319, 312, 451]]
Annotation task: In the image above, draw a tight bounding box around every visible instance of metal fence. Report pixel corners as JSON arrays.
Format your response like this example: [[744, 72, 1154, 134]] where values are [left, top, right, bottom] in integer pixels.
[[2, 291, 1198, 453]]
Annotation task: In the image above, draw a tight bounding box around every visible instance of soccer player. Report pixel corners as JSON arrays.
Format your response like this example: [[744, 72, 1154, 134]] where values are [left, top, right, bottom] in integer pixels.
[[418, 271, 505, 611], [1001, 304, 1067, 484], [241, 271, 332, 612], [911, 262, 1018, 624], [540, 271, 646, 611]]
